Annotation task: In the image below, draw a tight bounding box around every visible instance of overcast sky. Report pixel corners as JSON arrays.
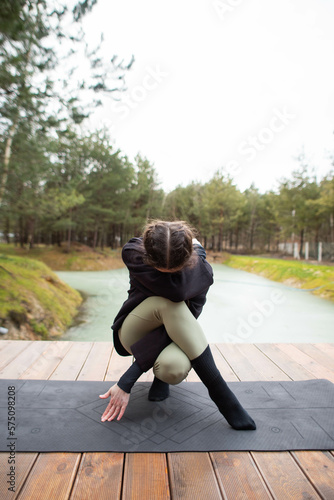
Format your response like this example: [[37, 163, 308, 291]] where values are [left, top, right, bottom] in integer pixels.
[[80, 0, 334, 193]]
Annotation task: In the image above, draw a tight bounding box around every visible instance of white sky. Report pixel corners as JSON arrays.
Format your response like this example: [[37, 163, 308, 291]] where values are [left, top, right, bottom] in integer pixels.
[[80, 0, 334, 193]]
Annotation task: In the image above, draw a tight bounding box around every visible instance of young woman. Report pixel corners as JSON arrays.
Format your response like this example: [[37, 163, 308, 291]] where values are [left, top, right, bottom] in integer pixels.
[[100, 220, 256, 430]]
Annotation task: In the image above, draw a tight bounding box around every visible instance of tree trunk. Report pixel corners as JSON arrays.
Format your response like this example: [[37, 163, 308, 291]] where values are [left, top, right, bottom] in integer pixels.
[[330, 213, 334, 244], [218, 226, 223, 252], [93, 227, 98, 250], [100, 228, 105, 250], [4, 217, 10, 243], [57, 231, 62, 247], [120, 225, 124, 247], [27, 217, 35, 249], [110, 225, 116, 249], [67, 208, 72, 251], [0, 122, 17, 205], [299, 228, 304, 258], [235, 228, 239, 251], [19, 217, 25, 248], [250, 223, 254, 250], [97, 229, 102, 249]]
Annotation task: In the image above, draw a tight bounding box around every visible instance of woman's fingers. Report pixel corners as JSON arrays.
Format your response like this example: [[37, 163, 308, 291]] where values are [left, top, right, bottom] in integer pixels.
[[99, 393, 108, 399], [106, 406, 119, 421], [117, 404, 127, 421], [102, 402, 125, 421], [101, 407, 114, 421], [101, 403, 113, 421], [99, 389, 111, 399], [100, 384, 130, 422]]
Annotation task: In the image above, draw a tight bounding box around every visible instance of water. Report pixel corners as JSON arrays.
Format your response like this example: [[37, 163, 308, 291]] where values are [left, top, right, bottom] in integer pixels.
[[56, 268, 129, 342], [56, 264, 334, 343]]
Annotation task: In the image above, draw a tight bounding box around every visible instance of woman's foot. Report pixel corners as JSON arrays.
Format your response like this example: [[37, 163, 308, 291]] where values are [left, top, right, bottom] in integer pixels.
[[191, 346, 256, 430], [208, 377, 256, 430], [148, 377, 170, 401]]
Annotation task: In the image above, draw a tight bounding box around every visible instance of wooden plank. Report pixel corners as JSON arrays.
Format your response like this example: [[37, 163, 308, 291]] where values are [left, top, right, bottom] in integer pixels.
[[186, 343, 239, 382], [292, 451, 334, 499], [168, 452, 222, 500], [210, 343, 240, 382], [20, 341, 72, 380], [277, 344, 334, 382], [122, 453, 170, 500], [210, 451, 272, 500], [315, 343, 334, 361], [0, 342, 49, 379], [0, 341, 32, 371], [236, 344, 291, 381], [70, 452, 124, 500], [256, 343, 317, 381], [76, 342, 114, 381], [252, 451, 321, 499], [105, 348, 132, 383], [0, 340, 29, 356], [216, 344, 267, 381], [18, 453, 80, 500], [50, 342, 93, 380], [137, 369, 155, 383], [0, 452, 37, 500], [0, 340, 14, 352], [292, 344, 334, 374], [136, 364, 155, 383]]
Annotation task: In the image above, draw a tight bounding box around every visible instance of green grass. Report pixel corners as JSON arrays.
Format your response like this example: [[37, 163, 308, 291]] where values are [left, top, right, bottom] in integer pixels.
[[0, 253, 83, 339], [223, 255, 334, 301], [0, 243, 123, 271]]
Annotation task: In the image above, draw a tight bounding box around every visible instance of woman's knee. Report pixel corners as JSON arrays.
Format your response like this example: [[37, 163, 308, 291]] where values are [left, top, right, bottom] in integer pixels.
[[153, 345, 191, 385], [154, 362, 190, 385]]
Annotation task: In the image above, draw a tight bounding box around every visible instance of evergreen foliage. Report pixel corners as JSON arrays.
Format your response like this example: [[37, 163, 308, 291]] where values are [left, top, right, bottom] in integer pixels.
[[0, 1, 333, 258]]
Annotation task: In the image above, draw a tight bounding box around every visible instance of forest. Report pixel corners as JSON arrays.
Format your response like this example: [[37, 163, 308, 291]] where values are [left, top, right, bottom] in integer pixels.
[[1, 1, 334, 260]]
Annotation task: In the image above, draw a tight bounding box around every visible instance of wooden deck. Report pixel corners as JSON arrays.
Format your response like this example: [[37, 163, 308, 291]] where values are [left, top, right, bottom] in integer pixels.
[[0, 340, 334, 499]]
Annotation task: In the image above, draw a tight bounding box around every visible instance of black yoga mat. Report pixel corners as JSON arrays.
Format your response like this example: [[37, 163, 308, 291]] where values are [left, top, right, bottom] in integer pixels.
[[1, 379, 334, 452]]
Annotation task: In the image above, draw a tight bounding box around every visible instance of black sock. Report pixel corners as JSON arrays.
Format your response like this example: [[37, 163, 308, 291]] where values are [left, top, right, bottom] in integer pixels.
[[191, 346, 256, 430], [117, 360, 143, 393], [148, 377, 170, 401]]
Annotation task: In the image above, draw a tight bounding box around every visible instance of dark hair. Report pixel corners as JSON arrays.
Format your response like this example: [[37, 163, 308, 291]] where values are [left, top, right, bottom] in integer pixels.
[[143, 220, 195, 271]]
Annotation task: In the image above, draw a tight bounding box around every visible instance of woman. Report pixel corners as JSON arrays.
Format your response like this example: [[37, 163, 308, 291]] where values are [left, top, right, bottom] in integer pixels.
[[100, 220, 256, 430]]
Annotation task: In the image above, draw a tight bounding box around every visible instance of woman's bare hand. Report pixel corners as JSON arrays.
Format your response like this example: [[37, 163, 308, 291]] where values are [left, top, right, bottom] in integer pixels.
[[99, 384, 130, 422]]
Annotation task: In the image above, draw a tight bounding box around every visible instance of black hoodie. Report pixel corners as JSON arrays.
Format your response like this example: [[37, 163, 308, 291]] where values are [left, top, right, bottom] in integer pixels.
[[111, 237, 214, 369]]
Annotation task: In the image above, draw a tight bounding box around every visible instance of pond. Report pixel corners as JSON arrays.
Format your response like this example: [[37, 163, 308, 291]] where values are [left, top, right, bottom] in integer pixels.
[[56, 264, 334, 343]]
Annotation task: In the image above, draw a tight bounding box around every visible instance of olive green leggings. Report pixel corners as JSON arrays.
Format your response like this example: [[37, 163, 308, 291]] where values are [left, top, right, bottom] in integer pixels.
[[119, 296, 208, 385]]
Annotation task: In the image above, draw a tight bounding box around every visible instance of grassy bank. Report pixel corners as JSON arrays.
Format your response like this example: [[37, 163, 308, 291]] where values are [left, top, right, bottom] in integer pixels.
[[0, 253, 83, 340], [222, 254, 334, 301], [0, 243, 123, 271]]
